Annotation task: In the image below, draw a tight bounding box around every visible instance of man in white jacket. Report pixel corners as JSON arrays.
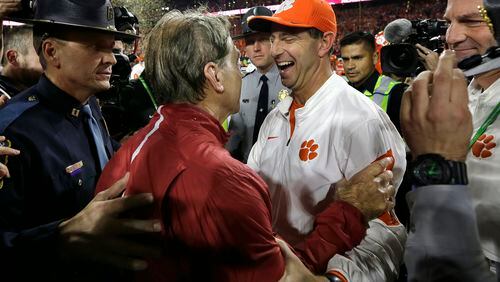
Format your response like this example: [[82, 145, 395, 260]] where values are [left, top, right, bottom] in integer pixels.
[[247, 0, 407, 281]]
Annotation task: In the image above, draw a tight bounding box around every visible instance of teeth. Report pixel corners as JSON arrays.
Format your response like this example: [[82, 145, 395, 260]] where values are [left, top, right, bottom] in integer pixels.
[[277, 62, 293, 67]]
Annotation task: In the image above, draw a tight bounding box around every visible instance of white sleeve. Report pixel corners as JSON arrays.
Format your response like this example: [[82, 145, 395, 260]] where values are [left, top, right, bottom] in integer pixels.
[[327, 118, 408, 281]]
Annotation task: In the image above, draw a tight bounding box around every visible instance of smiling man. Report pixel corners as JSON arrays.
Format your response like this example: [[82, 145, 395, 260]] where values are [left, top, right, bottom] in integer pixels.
[[442, 0, 500, 273], [247, 0, 407, 280]]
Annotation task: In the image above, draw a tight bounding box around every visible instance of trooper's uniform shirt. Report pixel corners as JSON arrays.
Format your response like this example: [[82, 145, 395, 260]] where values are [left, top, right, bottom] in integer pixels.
[[0, 75, 22, 98], [227, 64, 287, 162], [0, 75, 115, 279]]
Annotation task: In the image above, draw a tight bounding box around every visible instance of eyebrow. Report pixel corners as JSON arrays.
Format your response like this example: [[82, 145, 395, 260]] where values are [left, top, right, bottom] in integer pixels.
[[444, 12, 483, 21]]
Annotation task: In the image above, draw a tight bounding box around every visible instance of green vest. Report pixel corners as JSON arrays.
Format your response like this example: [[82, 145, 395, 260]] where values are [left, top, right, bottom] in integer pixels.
[[363, 75, 400, 112]]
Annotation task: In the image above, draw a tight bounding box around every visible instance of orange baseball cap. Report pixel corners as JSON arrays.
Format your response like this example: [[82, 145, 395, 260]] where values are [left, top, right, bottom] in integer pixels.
[[248, 0, 337, 34]]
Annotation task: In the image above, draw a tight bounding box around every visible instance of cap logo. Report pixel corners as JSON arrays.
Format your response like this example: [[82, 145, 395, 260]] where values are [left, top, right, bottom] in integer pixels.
[[275, 0, 295, 14]]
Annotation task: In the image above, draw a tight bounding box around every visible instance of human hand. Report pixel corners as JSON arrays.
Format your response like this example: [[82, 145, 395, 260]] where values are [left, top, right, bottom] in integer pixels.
[[401, 50, 472, 161], [0, 94, 9, 108], [0, 0, 21, 18], [59, 173, 162, 270], [0, 136, 20, 179], [334, 157, 395, 222], [416, 43, 439, 71], [277, 238, 329, 282]]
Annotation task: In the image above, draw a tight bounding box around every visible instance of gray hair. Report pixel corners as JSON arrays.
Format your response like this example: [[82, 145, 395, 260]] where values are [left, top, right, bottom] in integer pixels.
[[2, 25, 34, 66], [144, 9, 231, 104]]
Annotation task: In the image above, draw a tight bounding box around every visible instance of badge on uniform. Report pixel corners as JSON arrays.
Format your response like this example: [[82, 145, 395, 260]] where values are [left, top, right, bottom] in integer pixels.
[[66, 161, 84, 176], [278, 89, 289, 102]]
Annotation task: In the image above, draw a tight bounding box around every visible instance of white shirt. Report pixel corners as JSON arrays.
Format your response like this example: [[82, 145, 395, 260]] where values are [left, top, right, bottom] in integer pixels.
[[248, 73, 407, 280], [467, 77, 500, 262]]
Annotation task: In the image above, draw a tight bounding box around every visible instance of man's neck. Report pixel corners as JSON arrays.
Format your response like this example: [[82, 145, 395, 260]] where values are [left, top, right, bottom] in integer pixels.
[[257, 63, 274, 75], [475, 68, 500, 91], [45, 71, 92, 104], [352, 69, 376, 89], [293, 61, 332, 105]]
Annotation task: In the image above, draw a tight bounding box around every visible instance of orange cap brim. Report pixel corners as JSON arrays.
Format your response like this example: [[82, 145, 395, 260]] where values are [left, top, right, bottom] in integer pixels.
[[248, 15, 315, 33]]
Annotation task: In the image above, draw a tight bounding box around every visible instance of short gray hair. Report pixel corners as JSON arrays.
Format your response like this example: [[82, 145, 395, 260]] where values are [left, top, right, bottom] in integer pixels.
[[2, 25, 34, 66], [144, 9, 231, 104]]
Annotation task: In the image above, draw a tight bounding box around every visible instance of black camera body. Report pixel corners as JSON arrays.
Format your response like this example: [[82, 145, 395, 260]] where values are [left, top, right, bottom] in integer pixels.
[[381, 19, 448, 76]]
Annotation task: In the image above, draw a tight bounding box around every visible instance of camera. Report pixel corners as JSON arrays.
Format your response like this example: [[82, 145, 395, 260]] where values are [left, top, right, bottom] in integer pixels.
[[381, 19, 448, 76]]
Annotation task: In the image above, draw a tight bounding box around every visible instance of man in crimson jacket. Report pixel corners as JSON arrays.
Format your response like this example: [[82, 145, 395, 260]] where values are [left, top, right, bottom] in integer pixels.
[[96, 9, 395, 281]]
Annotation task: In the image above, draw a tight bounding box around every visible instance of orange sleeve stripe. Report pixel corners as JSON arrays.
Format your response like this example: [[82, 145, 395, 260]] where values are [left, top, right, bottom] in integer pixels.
[[327, 270, 349, 282]]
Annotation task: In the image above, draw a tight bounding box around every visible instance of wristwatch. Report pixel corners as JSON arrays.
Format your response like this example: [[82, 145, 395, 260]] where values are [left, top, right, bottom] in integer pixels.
[[411, 154, 468, 187]]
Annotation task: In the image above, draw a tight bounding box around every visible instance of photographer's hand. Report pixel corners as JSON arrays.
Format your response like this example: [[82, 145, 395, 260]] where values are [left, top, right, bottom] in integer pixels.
[[401, 50, 472, 161], [0, 0, 21, 18], [416, 43, 439, 71], [0, 136, 20, 179]]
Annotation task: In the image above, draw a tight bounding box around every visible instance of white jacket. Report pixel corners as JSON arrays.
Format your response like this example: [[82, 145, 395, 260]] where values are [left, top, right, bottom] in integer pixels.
[[248, 73, 407, 281], [467, 78, 500, 263]]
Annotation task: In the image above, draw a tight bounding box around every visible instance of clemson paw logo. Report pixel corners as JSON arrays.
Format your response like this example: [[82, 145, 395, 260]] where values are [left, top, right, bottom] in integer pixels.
[[299, 140, 319, 161], [472, 134, 496, 159]]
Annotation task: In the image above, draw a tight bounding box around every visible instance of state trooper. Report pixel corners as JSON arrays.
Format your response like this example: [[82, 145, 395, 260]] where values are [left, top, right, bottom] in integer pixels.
[[227, 6, 289, 163], [0, 0, 160, 280]]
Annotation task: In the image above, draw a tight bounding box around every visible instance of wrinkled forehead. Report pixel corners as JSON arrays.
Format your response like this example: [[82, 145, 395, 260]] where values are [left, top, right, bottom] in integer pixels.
[[444, 0, 483, 20]]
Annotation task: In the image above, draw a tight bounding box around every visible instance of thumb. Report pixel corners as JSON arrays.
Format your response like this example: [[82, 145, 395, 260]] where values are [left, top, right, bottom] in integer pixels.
[[95, 172, 130, 201], [355, 157, 393, 181], [276, 238, 296, 261]]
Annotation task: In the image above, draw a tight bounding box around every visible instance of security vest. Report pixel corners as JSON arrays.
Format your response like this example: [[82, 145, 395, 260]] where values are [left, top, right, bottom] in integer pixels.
[[363, 75, 400, 112]]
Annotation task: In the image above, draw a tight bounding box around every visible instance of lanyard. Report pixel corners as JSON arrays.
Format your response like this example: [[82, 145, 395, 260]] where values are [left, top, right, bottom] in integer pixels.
[[469, 102, 500, 150], [139, 76, 158, 110]]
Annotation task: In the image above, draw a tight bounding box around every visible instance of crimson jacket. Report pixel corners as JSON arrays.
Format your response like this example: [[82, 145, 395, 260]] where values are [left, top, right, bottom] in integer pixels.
[[96, 103, 366, 281]]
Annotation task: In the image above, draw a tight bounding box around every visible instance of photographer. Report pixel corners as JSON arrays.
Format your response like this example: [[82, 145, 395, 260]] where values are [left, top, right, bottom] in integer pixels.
[[98, 6, 157, 141]]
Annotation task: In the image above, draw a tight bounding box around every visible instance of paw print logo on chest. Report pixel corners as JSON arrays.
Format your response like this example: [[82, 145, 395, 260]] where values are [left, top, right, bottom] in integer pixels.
[[472, 134, 496, 159], [299, 140, 319, 161]]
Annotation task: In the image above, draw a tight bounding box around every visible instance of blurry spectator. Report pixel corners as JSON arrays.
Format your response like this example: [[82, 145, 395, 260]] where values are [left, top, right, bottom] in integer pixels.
[[340, 31, 406, 132], [0, 24, 43, 97]]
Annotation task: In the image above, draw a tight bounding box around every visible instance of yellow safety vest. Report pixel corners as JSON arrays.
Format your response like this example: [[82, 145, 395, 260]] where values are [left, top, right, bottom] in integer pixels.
[[363, 75, 400, 112]]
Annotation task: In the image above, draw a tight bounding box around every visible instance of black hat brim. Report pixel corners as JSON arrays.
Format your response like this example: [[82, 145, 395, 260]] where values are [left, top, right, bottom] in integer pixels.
[[6, 17, 139, 40]]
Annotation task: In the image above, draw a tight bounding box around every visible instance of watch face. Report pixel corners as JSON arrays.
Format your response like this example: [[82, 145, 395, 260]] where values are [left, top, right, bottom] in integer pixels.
[[413, 158, 451, 185]]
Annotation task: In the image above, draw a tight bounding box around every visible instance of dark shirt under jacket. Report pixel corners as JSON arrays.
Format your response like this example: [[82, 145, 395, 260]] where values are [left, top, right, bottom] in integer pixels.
[[350, 71, 407, 133], [0, 75, 22, 98], [0, 75, 114, 280]]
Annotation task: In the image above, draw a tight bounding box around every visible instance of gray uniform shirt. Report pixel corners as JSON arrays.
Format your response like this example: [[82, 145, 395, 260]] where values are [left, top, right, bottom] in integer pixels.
[[227, 64, 287, 163]]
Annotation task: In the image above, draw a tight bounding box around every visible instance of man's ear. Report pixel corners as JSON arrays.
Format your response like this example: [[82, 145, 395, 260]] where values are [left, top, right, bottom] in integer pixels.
[[372, 50, 379, 66], [42, 39, 60, 68], [5, 49, 19, 66], [204, 62, 224, 93], [318, 31, 335, 57]]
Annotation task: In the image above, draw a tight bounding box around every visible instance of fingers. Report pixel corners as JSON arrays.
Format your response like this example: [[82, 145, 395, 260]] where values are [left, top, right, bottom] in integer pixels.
[[374, 170, 393, 188], [105, 193, 155, 216], [430, 50, 456, 109], [0, 146, 20, 156], [400, 88, 412, 136], [110, 218, 162, 234], [355, 157, 393, 181], [0, 163, 9, 178], [410, 70, 432, 122], [450, 69, 469, 107], [276, 237, 295, 259], [94, 173, 129, 200]]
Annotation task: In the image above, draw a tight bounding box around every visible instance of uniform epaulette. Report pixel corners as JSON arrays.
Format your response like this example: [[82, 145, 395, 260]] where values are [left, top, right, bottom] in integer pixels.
[[0, 92, 39, 133]]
